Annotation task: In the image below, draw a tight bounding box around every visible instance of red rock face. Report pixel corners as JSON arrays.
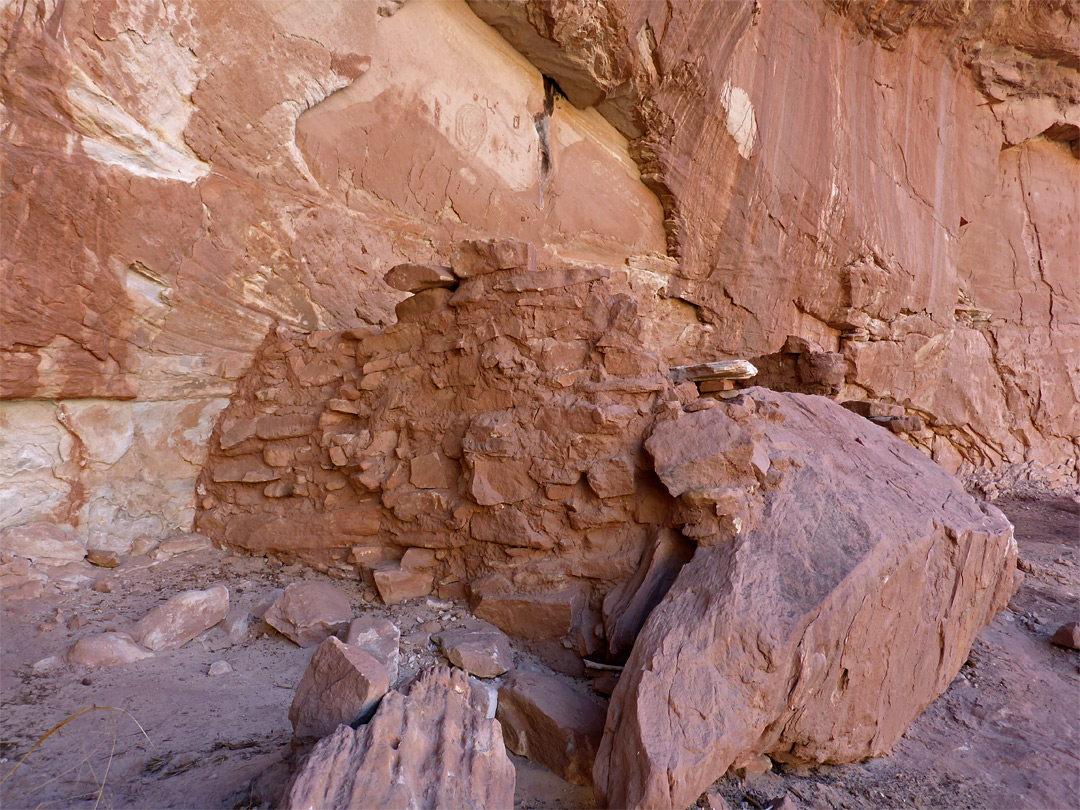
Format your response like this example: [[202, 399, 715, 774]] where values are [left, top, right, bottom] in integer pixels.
[[467, 0, 1080, 470]]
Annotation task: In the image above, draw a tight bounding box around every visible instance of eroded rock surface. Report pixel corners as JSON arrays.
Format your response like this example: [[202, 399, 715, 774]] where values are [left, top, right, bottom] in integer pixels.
[[283, 666, 515, 810], [594, 389, 1019, 810]]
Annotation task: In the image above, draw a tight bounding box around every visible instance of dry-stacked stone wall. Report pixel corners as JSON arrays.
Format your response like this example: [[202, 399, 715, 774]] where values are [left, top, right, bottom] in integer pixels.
[[197, 239, 687, 666]]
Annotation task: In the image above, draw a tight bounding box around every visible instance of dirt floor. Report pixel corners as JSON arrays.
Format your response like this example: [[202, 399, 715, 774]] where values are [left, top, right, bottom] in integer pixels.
[[1, 494, 1077, 810]]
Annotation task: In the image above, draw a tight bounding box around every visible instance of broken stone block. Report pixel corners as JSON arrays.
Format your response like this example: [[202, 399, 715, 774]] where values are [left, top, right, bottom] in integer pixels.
[[283, 667, 514, 810], [586, 456, 636, 499], [384, 263, 457, 293], [68, 632, 154, 667], [290, 637, 390, 739], [400, 547, 437, 571], [395, 287, 453, 321], [796, 351, 845, 388], [602, 527, 695, 661], [474, 590, 577, 640], [437, 620, 514, 678], [263, 444, 293, 467], [264, 582, 352, 647], [221, 606, 253, 644], [373, 563, 433, 606], [132, 584, 230, 651], [345, 617, 400, 684], [409, 451, 458, 489], [497, 669, 607, 786]]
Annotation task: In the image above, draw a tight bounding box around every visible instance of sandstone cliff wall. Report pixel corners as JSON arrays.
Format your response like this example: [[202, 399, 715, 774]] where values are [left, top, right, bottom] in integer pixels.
[[2, 0, 1077, 547]]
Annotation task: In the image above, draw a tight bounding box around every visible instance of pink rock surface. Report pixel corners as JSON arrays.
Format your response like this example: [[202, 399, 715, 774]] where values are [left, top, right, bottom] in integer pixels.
[[68, 632, 154, 667]]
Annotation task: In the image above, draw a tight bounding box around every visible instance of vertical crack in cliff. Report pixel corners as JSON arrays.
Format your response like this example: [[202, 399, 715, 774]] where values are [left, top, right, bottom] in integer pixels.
[[1015, 150, 1056, 331], [533, 76, 557, 208]]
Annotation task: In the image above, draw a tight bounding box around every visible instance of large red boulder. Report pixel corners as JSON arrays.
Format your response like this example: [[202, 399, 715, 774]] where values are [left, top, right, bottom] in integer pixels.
[[593, 389, 1018, 810]]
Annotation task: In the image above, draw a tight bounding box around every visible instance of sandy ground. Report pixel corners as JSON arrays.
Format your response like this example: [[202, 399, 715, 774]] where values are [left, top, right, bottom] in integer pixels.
[[1, 494, 1076, 810]]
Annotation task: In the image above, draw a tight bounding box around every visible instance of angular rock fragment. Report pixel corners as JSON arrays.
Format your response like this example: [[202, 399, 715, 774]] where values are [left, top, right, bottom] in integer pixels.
[[497, 670, 607, 786], [156, 533, 214, 556], [132, 585, 229, 651], [372, 562, 433, 605], [869, 414, 924, 434], [437, 620, 513, 678], [595, 389, 1018, 810], [283, 667, 514, 810], [345, 617, 400, 684], [1050, 621, 1079, 650], [264, 582, 352, 647], [290, 637, 389, 739], [68, 632, 154, 667]]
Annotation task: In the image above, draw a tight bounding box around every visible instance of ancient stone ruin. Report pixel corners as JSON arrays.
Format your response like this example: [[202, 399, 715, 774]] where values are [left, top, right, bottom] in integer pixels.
[[2, 0, 1077, 808]]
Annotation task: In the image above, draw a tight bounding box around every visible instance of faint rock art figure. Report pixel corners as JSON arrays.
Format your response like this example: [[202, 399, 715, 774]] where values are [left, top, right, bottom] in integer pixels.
[[455, 104, 487, 153]]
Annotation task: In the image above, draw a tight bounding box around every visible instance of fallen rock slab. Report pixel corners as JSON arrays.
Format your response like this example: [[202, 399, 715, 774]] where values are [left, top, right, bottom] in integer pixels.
[[594, 389, 1018, 810], [438, 620, 513, 678], [68, 632, 154, 667], [497, 670, 606, 786], [264, 582, 351, 647], [345, 617, 400, 684], [1, 523, 86, 565], [284, 666, 514, 810], [290, 637, 389, 739], [132, 585, 230, 651]]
